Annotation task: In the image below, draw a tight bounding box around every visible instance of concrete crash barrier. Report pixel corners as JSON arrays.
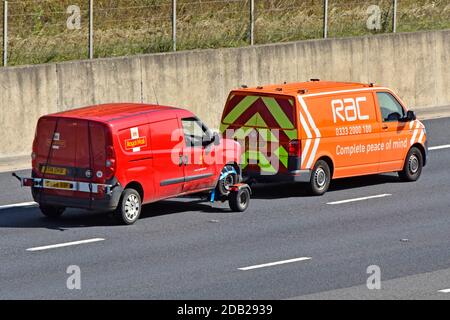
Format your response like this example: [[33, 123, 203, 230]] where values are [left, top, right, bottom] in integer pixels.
[[0, 29, 449, 159]]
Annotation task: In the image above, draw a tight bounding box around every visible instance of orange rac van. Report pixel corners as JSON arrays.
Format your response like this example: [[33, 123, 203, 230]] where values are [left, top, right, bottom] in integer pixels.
[[219, 80, 427, 195]]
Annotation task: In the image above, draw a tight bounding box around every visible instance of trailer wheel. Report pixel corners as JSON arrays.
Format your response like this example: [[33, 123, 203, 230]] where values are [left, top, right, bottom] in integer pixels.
[[115, 188, 142, 225], [39, 205, 65, 219], [308, 160, 331, 196], [399, 147, 423, 182], [229, 187, 250, 212]]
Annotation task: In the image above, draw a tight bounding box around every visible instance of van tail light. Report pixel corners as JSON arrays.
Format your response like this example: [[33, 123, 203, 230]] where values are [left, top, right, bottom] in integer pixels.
[[31, 137, 37, 170], [23, 178, 34, 187], [105, 145, 116, 180], [288, 139, 302, 157]]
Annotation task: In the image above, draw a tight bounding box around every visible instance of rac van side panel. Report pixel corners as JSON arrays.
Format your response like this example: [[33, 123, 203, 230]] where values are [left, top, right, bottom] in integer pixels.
[[299, 90, 382, 179], [373, 88, 427, 173]]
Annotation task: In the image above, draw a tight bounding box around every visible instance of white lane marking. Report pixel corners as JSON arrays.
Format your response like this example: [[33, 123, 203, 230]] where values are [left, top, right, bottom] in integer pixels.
[[27, 238, 105, 252], [429, 144, 450, 151], [238, 257, 311, 271], [0, 201, 37, 210], [327, 194, 391, 205], [438, 289, 450, 293]]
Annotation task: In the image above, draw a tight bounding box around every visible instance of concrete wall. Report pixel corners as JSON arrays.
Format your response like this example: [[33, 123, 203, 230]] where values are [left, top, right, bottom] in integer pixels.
[[0, 29, 449, 158]]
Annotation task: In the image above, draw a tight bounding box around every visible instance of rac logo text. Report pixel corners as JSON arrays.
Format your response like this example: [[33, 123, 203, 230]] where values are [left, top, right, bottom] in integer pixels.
[[332, 97, 369, 123]]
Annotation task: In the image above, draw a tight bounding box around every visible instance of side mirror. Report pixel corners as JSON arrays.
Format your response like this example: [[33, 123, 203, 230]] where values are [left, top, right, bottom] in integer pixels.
[[406, 110, 416, 121], [203, 132, 220, 147]]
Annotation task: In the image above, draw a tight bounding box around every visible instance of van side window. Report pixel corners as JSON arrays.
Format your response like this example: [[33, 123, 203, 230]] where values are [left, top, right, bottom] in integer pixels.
[[181, 117, 211, 147], [376, 92, 405, 122]]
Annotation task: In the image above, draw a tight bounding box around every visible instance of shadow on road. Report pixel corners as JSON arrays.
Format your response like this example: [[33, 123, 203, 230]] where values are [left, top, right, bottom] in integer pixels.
[[0, 173, 401, 229], [250, 173, 400, 199], [0, 197, 227, 229]]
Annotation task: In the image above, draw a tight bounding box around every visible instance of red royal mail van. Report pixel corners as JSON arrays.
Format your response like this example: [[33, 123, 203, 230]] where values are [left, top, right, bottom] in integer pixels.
[[14, 103, 249, 224]]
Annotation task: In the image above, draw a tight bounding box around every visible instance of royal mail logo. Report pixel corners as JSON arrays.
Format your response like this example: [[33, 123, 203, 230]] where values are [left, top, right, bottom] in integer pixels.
[[125, 136, 147, 150]]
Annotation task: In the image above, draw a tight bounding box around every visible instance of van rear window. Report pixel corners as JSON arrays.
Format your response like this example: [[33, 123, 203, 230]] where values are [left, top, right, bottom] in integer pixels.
[[222, 94, 295, 129]]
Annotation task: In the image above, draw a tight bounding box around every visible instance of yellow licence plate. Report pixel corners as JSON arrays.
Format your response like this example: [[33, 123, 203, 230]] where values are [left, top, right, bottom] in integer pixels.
[[44, 180, 73, 190], [41, 166, 67, 175]]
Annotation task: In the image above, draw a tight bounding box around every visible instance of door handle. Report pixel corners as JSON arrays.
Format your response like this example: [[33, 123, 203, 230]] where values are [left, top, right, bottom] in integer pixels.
[[382, 125, 388, 130], [183, 155, 189, 166]]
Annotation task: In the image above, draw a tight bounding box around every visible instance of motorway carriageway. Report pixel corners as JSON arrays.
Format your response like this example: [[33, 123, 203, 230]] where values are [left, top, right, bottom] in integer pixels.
[[0, 117, 449, 299]]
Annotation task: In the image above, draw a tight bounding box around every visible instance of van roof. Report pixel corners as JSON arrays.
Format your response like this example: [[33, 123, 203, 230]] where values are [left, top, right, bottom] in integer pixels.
[[45, 103, 181, 123], [234, 80, 377, 97]]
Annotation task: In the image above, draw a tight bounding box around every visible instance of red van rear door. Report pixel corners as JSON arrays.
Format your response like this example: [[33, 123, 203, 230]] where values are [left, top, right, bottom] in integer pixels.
[[36, 117, 78, 179], [35, 117, 107, 198]]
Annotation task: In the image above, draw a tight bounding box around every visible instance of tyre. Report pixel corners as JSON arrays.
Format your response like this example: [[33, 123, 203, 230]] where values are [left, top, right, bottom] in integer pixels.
[[229, 187, 250, 212], [39, 205, 65, 219], [216, 165, 238, 196], [398, 147, 423, 182], [308, 160, 331, 196], [114, 188, 142, 225]]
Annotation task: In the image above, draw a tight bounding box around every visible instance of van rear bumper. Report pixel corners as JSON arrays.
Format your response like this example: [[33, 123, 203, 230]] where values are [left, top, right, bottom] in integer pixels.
[[31, 186, 123, 211], [244, 170, 311, 183]]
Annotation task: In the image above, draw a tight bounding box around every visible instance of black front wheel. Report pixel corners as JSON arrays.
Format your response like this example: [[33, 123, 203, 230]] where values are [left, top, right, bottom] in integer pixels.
[[216, 165, 238, 197], [308, 160, 331, 196], [39, 205, 65, 219], [398, 147, 423, 182], [229, 187, 250, 212]]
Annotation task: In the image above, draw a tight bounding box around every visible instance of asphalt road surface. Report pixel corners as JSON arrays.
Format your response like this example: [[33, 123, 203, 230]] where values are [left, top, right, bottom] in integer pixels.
[[0, 117, 449, 300]]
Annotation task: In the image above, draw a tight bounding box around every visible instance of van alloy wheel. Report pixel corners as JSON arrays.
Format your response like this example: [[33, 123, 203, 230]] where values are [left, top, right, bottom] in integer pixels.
[[408, 154, 419, 174], [217, 165, 237, 196], [315, 167, 327, 189], [399, 147, 423, 182], [309, 160, 331, 196], [124, 194, 140, 221], [223, 174, 234, 190], [115, 188, 142, 225]]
